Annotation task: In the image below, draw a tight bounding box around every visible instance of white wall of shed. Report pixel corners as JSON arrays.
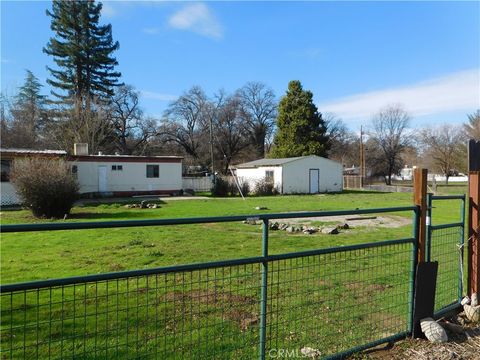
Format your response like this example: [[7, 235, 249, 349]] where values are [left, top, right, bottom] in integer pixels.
[[282, 157, 343, 193], [236, 166, 283, 192]]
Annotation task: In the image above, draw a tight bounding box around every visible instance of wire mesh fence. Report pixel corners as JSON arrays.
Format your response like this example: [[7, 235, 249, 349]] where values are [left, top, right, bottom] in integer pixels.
[[266, 242, 413, 358], [0, 240, 415, 359], [429, 226, 463, 314]]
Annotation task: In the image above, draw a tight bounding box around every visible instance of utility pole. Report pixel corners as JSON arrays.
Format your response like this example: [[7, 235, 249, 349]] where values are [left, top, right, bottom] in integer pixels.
[[359, 126, 365, 188], [209, 116, 214, 175]]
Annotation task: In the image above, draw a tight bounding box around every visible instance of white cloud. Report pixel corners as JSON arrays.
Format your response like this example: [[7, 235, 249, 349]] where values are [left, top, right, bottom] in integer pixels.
[[168, 3, 223, 39], [1, 58, 11, 64], [319, 69, 480, 121], [141, 91, 177, 102], [143, 27, 160, 35]]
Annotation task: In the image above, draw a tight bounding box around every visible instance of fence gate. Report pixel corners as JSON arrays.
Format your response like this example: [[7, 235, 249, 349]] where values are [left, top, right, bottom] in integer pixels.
[[426, 194, 466, 316]]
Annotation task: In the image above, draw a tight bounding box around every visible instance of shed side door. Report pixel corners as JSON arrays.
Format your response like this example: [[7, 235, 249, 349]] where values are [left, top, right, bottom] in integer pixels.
[[309, 168, 319, 193]]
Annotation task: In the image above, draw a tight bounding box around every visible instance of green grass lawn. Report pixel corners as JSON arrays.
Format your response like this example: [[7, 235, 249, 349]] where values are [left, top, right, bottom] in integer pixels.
[[0, 190, 466, 359]]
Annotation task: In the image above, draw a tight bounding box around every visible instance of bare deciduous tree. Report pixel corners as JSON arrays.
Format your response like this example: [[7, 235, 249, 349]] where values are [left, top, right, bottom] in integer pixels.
[[324, 113, 359, 166], [213, 95, 250, 172], [108, 85, 157, 155], [370, 105, 411, 185], [162, 86, 208, 163], [237, 82, 277, 158], [419, 125, 465, 184]]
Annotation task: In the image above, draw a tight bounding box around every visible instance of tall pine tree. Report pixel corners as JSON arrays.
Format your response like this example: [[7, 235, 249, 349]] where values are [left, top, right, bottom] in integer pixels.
[[270, 80, 329, 158], [7, 70, 48, 148], [44, 0, 121, 120]]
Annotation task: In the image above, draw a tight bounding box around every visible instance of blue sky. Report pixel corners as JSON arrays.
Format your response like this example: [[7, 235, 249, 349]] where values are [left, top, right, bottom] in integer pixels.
[[1, 1, 479, 131]]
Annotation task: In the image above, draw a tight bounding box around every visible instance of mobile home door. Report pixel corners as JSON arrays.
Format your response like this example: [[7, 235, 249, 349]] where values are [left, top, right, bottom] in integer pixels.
[[98, 166, 107, 192]]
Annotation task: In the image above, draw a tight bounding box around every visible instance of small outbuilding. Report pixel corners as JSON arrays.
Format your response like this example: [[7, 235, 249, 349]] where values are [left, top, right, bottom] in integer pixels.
[[234, 155, 343, 194]]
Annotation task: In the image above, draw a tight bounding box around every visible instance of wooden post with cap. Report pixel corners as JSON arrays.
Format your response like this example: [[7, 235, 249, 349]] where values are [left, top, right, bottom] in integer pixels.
[[413, 168, 428, 263], [468, 140, 480, 297]]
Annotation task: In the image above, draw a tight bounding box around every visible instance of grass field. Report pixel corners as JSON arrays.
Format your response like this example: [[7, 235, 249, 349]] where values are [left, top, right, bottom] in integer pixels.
[[0, 189, 467, 359], [1, 189, 465, 284]]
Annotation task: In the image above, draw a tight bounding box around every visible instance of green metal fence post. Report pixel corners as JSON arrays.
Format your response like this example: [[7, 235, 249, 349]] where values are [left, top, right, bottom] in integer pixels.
[[426, 193, 433, 262], [259, 218, 269, 360], [408, 206, 420, 333]]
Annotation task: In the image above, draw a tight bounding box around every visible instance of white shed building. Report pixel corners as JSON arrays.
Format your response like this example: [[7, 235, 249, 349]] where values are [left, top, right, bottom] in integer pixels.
[[235, 155, 343, 194]]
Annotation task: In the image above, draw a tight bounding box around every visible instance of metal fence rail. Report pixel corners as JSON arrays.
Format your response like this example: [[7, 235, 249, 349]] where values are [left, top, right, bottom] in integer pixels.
[[426, 194, 466, 316], [1, 206, 419, 359]]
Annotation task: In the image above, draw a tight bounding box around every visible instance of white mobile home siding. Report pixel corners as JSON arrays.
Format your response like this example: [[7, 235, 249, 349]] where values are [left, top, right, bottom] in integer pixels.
[[73, 160, 182, 194]]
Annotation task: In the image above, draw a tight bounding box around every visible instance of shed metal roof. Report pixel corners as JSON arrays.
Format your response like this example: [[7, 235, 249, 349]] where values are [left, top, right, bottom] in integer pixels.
[[235, 156, 310, 168]]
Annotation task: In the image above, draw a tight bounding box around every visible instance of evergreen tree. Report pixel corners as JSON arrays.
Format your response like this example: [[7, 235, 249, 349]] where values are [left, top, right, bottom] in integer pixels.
[[270, 80, 329, 158], [8, 70, 48, 148], [44, 0, 121, 119]]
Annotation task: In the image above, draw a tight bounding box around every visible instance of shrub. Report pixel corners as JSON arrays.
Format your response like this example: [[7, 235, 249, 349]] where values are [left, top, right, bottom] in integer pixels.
[[211, 176, 230, 197], [11, 158, 79, 218], [239, 179, 250, 197], [211, 176, 250, 197], [253, 178, 278, 196]]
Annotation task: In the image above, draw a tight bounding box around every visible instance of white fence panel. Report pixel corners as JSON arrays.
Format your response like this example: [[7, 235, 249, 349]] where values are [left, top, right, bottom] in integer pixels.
[[182, 176, 213, 192]]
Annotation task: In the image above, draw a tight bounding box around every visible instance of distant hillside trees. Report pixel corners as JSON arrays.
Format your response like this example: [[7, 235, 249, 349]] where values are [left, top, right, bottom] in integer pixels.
[[270, 80, 329, 158]]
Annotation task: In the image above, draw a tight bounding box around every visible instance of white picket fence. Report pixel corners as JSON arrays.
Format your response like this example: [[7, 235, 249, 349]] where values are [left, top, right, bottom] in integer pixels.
[[182, 176, 213, 192]]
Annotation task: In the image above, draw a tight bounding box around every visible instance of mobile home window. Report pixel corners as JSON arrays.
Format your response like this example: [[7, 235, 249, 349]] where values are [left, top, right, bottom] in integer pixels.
[[146, 165, 159, 178], [265, 170, 274, 182], [112, 165, 123, 171], [1, 160, 11, 182]]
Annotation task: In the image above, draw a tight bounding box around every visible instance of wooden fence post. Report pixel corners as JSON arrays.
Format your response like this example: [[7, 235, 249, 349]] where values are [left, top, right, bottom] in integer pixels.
[[468, 140, 480, 297], [414, 168, 428, 263]]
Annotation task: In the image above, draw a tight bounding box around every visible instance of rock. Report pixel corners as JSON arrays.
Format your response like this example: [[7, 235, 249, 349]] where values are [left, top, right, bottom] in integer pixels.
[[286, 226, 295, 233], [269, 222, 279, 230], [337, 223, 349, 230], [243, 219, 259, 225], [140, 200, 148, 209], [420, 317, 448, 343], [464, 304, 480, 322], [303, 227, 318, 235], [321, 227, 339, 235], [255, 206, 268, 210], [280, 223, 288, 230], [471, 293, 478, 306], [461, 296, 471, 306], [300, 347, 321, 358]]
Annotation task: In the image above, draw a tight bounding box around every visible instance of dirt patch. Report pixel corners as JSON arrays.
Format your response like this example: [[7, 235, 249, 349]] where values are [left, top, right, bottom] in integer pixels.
[[163, 289, 258, 331], [281, 214, 411, 229], [164, 289, 257, 305], [224, 309, 259, 331], [345, 282, 393, 292]]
